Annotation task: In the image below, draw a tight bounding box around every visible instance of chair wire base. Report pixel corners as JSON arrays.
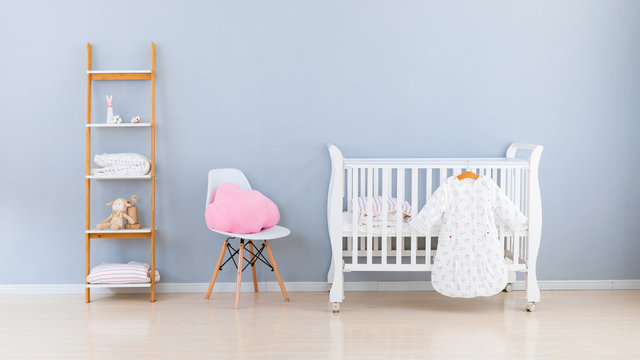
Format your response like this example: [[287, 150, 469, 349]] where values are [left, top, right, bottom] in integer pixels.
[[219, 238, 274, 272]]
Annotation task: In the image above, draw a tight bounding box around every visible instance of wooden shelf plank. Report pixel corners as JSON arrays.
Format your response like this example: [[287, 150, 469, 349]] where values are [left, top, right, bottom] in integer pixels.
[[86, 123, 151, 128], [87, 70, 151, 74], [86, 228, 152, 234], [89, 71, 152, 80], [87, 228, 153, 239], [86, 175, 151, 180], [86, 283, 151, 288]]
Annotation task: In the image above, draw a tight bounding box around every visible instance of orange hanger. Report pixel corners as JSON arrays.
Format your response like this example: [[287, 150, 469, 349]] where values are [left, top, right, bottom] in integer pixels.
[[457, 171, 479, 180]]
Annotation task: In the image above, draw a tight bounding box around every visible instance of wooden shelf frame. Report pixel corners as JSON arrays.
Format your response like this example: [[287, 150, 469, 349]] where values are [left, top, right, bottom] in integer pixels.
[[85, 42, 156, 303]]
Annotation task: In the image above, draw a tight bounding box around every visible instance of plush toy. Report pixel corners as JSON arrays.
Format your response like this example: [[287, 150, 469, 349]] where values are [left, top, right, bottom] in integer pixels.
[[112, 115, 123, 124], [125, 195, 142, 229], [96, 198, 135, 230], [130, 115, 142, 124], [106, 95, 114, 124]]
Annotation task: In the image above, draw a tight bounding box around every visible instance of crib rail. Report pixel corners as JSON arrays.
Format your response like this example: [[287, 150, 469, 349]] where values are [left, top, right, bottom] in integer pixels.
[[327, 143, 543, 305], [341, 165, 530, 268]]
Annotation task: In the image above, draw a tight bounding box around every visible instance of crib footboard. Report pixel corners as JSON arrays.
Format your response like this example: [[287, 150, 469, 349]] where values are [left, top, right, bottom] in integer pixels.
[[327, 144, 345, 308], [326, 143, 543, 312]]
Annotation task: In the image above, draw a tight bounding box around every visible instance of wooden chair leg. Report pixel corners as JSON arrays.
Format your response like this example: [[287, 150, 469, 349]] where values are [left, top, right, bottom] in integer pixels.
[[264, 240, 289, 301], [235, 241, 245, 309], [248, 242, 258, 293], [205, 240, 228, 300]]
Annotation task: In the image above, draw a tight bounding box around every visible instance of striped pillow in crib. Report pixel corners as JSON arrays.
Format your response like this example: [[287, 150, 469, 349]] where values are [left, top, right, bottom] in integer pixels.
[[352, 196, 411, 216], [86, 261, 158, 284]]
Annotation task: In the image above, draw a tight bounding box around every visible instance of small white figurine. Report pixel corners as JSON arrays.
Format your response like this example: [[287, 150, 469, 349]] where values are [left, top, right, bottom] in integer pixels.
[[112, 115, 123, 124], [106, 95, 114, 124], [131, 116, 142, 124]]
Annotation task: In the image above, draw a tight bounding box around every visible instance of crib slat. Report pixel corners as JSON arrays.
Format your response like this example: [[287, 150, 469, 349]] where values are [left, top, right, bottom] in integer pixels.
[[381, 168, 390, 264], [439, 167, 446, 187], [352, 168, 359, 264], [410, 168, 418, 265], [514, 167, 521, 211], [396, 168, 405, 265], [372, 168, 380, 253], [513, 230, 520, 265], [366, 168, 374, 265], [359, 168, 367, 255], [425, 168, 432, 201], [360, 168, 365, 197], [346, 168, 352, 211], [373, 168, 379, 196], [522, 169, 528, 215]]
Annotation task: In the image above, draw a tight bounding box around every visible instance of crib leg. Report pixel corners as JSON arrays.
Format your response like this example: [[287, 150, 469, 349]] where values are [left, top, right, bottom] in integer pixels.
[[329, 260, 344, 311], [503, 270, 516, 292], [526, 269, 540, 303], [327, 257, 335, 291]]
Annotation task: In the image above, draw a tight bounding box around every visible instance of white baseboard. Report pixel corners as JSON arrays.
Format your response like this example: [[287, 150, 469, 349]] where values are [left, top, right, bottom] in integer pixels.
[[1, 280, 639, 295]]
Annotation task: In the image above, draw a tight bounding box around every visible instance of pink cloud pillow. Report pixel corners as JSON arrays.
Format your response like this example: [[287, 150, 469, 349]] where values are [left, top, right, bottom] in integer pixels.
[[205, 182, 280, 234]]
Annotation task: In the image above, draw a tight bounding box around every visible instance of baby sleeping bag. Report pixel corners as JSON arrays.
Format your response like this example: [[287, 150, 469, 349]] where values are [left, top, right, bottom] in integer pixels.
[[410, 176, 527, 298]]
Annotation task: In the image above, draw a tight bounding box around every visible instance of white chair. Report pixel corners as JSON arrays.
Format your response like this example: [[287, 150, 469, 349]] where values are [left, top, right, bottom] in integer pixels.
[[204, 168, 290, 308]]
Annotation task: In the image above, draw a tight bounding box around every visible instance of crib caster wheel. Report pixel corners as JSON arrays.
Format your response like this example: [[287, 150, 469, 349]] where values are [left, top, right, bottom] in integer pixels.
[[332, 302, 341, 313], [503, 283, 513, 293], [526, 302, 536, 312]]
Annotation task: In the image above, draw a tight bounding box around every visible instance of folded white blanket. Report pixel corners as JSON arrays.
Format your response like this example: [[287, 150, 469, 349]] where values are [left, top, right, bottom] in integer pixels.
[[91, 153, 150, 176], [87, 261, 160, 284], [359, 213, 411, 228]]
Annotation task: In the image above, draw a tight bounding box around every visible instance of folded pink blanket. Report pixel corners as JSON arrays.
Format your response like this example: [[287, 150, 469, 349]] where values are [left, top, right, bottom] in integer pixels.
[[205, 183, 280, 234]]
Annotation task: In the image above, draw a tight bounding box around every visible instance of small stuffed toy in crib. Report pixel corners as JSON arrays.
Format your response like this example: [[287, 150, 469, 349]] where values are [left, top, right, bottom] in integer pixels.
[[96, 198, 135, 230]]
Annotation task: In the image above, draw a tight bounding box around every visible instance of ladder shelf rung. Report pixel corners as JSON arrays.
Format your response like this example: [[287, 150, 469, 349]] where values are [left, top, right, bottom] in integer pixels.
[[87, 228, 153, 239], [86, 123, 151, 128], [88, 70, 152, 80], [86, 175, 151, 180]]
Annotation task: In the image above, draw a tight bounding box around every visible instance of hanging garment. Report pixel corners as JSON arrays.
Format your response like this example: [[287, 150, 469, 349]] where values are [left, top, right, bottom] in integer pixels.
[[410, 176, 527, 298]]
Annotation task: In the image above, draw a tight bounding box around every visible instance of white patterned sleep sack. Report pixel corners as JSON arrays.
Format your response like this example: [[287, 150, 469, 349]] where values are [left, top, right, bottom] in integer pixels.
[[410, 176, 527, 298]]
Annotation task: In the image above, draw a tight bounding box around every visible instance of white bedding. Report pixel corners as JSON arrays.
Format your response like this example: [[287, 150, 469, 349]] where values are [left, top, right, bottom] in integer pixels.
[[341, 211, 525, 237]]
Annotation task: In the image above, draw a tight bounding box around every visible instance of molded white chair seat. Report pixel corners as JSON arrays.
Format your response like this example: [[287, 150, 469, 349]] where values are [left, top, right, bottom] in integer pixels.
[[209, 225, 291, 241], [204, 168, 290, 308]]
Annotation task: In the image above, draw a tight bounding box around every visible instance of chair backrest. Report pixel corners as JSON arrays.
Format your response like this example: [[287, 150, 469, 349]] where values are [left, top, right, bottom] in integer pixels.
[[206, 168, 252, 208]]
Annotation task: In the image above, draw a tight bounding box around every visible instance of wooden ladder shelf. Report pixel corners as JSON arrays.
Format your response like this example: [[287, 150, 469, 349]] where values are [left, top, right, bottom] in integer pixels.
[[85, 43, 157, 302]]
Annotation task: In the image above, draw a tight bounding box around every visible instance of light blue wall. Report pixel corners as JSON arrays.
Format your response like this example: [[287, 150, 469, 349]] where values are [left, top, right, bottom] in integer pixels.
[[1, 1, 639, 284]]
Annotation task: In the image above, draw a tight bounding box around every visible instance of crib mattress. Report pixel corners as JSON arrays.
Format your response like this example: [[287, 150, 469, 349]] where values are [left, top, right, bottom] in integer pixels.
[[340, 212, 526, 237]]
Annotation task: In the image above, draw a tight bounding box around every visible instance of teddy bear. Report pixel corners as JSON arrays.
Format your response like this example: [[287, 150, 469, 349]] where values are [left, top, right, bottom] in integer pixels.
[[96, 197, 135, 230]]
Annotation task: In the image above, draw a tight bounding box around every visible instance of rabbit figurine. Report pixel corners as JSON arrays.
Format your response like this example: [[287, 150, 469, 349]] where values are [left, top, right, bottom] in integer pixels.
[[106, 95, 114, 124]]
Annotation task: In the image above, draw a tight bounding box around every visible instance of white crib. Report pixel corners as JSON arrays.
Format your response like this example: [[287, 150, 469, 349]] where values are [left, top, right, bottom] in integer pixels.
[[326, 143, 543, 312]]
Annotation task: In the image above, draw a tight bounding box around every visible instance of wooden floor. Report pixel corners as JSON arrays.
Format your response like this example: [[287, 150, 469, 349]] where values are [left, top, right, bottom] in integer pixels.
[[1, 290, 639, 359]]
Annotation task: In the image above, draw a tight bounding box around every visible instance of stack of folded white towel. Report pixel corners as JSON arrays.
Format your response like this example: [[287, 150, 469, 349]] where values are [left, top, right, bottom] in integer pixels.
[[91, 153, 151, 177], [86, 261, 160, 284], [352, 196, 412, 228]]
